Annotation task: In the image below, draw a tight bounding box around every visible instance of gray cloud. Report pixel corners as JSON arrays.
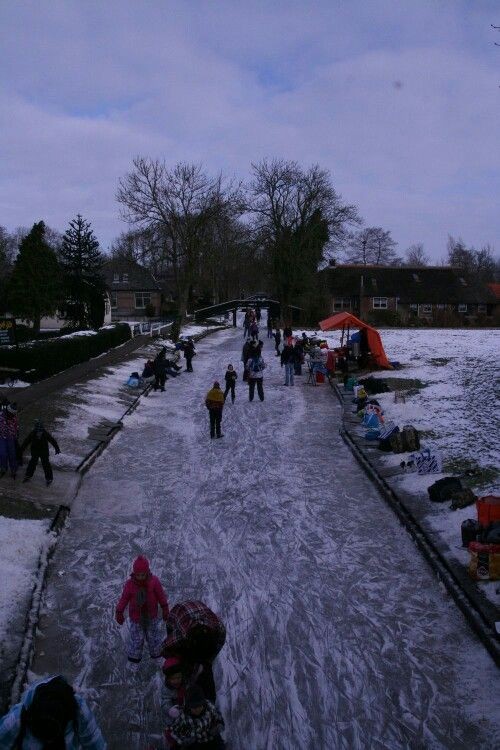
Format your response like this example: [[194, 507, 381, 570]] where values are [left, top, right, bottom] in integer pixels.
[[0, 0, 498, 260]]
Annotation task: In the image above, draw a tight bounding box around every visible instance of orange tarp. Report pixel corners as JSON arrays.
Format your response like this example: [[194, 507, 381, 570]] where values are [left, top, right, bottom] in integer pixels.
[[318, 312, 392, 369]]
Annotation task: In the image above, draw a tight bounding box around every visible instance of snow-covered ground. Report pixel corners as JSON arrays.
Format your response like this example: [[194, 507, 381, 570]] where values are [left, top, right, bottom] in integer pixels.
[[0, 517, 52, 665], [30, 327, 500, 749]]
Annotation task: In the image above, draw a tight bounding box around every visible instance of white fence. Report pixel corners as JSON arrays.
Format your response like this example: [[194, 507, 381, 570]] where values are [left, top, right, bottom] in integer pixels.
[[126, 321, 173, 338]]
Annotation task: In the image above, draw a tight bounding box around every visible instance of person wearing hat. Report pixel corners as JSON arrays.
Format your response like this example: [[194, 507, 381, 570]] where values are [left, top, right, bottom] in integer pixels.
[[115, 555, 169, 664], [166, 685, 225, 749], [20, 419, 60, 487], [0, 401, 19, 479], [0, 674, 106, 748], [204, 382, 224, 439]]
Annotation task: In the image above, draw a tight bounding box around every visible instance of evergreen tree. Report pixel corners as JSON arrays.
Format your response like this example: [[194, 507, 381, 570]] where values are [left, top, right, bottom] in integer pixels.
[[60, 214, 105, 329], [7, 221, 62, 333]]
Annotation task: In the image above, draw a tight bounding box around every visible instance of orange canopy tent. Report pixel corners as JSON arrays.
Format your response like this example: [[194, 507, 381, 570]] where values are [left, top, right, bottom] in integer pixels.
[[318, 312, 392, 369]]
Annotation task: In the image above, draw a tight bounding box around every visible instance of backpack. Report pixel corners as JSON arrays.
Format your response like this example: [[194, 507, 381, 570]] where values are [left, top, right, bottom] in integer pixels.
[[389, 432, 404, 453], [450, 488, 476, 511], [428, 477, 462, 503], [401, 425, 420, 452], [251, 358, 262, 374]]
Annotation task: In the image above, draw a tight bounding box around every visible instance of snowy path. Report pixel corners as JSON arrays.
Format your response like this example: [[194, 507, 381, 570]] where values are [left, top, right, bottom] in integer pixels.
[[33, 329, 500, 749]]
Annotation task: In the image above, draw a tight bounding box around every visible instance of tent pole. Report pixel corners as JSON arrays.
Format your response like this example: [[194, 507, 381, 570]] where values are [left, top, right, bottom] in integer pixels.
[[341, 323, 345, 346]]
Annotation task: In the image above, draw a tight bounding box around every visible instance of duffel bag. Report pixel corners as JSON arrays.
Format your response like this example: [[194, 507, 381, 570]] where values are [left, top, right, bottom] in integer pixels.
[[428, 476, 462, 503]]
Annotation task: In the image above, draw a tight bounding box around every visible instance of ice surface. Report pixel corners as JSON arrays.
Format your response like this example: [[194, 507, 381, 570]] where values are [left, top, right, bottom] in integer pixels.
[[30, 327, 500, 749]]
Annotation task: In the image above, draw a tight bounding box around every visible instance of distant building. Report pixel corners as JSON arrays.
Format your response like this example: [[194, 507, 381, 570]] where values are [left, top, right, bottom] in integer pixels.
[[323, 265, 498, 323], [103, 259, 162, 321]]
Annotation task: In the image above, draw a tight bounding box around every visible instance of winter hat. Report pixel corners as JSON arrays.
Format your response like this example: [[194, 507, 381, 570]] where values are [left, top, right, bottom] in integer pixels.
[[213, 381, 220, 389], [162, 655, 183, 675], [132, 555, 150, 575], [185, 685, 205, 709]]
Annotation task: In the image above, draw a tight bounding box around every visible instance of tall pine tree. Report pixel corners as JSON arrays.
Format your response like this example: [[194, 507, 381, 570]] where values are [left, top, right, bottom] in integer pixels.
[[60, 214, 105, 329], [7, 221, 62, 333]]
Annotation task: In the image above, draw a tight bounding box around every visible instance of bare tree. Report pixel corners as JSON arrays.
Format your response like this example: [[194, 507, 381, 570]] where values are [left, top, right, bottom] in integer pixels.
[[345, 227, 400, 266], [249, 158, 360, 309], [405, 243, 429, 267], [116, 158, 243, 320]]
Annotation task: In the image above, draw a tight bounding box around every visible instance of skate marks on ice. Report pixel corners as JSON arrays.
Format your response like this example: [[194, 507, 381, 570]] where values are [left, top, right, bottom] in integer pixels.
[[31, 330, 500, 749]]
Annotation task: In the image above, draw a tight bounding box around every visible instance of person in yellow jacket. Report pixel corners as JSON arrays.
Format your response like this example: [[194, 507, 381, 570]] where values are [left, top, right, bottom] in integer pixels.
[[205, 381, 225, 439]]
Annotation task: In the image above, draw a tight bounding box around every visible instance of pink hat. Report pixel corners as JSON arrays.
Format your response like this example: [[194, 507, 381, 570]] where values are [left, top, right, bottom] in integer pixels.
[[162, 655, 182, 674], [132, 555, 150, 575]]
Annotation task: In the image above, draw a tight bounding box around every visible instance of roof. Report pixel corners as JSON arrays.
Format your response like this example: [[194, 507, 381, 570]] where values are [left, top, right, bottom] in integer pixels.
[[487, 283, 500, 300], [102, 259, 161, 291], [323, 265, 497, 304]]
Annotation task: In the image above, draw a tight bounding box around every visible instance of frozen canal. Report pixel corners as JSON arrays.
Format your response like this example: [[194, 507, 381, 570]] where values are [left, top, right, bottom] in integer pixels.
[[32, 328, 500, 749]]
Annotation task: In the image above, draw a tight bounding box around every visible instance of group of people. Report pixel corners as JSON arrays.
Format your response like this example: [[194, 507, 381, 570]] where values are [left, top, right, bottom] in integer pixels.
[[115, 555, 226, 748], [0, 555, 226, 748], [0, 399, 61, 486]]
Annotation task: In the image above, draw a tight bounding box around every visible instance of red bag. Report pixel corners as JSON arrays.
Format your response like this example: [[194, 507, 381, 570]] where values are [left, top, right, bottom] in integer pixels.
[[476, 496, 500, 527]]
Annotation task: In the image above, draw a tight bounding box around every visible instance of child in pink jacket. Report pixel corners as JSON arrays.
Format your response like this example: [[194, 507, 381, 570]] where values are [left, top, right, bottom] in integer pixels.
[[115, 555, 169, 663]]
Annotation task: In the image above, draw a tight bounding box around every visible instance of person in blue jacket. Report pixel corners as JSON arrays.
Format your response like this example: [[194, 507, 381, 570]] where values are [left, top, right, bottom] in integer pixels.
[[0, 675, 106, 749]]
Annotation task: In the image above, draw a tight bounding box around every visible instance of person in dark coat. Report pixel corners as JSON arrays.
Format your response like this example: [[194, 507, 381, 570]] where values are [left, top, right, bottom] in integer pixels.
[[21, 420, 60, 486], [293, 340, 304, 376], [273, 329, 281, 356], [184, 339, 196, 372], [223, 365, 237, 403], [241, 340, 253, 382], [267, 315, 273, 338], [153, 350, 168, 391]]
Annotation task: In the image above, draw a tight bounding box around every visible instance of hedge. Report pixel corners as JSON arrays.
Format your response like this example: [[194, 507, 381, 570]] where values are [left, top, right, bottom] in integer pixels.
[[0, 324, 131, 382]]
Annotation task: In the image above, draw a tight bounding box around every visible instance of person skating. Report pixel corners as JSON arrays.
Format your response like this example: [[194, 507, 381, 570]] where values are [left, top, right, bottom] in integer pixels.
[[246, 351, 266, 402], [249, 320, 259, 341], [205, 382, 224, 439], [273, 328, 281, 356], [115, 555, 169, 664], [280, 343, 296, 386], [283, 324, 293, 344], [223, 365, 237, 404], [267, 315, 273, 338], [241, 340, 253, 382], [184, 338, 196, 372], [0, 402, 19, 479], [0, 674, 106, 749], [161, 600, 226, 704], [21, 420, 60, 487], [165, 686, 225, 749], [293, 339, 304, 376]]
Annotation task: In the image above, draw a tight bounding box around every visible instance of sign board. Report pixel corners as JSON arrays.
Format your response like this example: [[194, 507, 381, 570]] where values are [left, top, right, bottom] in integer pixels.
[[0, 318, 17, 346]]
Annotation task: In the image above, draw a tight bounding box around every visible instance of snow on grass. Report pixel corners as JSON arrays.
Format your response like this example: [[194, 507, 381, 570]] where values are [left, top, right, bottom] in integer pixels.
[[0, 517, 52, 644]]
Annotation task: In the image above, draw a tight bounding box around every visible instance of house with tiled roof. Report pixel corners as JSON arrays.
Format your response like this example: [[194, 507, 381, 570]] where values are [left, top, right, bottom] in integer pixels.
[[322, 265, 498, 323], [103, 259, 162, 321]]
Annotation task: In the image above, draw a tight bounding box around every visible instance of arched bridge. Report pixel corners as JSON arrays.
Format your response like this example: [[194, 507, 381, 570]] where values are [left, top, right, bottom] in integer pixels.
[[194, 296, 281, 326]]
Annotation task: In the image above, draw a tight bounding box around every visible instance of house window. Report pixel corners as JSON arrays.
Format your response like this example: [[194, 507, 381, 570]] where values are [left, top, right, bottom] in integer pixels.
[[372, 297, 388, 309], [458, 303, 467, 313], [104, 297, 111, 315], [459, 277, 467, 286], [333, 297, 351, 311], [477, 304, 487, 314], [110, 291, 117, 309], [420, 304, 432, 314], [135, 292, 151, 309], [436, 304, 445, 310], [113, 273, 119, 283], [412, 273, 420, 282], [409, 304, 418, 311], [123, 273, 129, 283]]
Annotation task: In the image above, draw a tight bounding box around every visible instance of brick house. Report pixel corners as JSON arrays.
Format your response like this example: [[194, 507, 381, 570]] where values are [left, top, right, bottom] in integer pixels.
[[103, 259, 162, 321], [323, 265, 498, 323]]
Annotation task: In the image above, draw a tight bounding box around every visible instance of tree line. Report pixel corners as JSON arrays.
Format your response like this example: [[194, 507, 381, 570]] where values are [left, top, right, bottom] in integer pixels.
[[1, 157, 499, 330]]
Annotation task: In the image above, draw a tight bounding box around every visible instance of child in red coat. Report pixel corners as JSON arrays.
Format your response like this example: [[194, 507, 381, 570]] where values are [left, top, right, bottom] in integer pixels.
[[115, 555, 169, 663]]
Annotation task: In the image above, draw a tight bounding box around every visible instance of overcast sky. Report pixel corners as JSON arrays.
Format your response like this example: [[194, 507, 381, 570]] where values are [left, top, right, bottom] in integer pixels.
[[1, 0, 499, 261]]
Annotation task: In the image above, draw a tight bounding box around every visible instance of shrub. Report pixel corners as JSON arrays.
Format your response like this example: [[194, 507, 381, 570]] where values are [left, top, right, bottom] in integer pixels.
[[366, 309, 402, 327], [0, 323, 131, 382], [144, 302, 155, 318]]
